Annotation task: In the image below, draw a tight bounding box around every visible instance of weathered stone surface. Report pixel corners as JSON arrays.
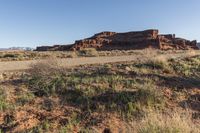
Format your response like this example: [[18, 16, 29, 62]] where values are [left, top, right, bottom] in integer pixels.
[[36, 29, 199, 51], [70, 30, 160, 51], [197, 43, 200, 49]]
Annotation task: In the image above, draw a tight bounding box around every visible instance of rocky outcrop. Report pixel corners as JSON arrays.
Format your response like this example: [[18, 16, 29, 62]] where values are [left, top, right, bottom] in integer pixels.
[[197, 43, 200, 49], [71, 30, 160, 50], [36, 29, 199, 51], [36, 45, 73, 51]]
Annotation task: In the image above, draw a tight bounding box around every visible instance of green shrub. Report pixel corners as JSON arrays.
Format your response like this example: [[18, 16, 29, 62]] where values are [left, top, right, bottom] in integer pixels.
[[3, 54, 18, 58], [0, 99, 9, 111]]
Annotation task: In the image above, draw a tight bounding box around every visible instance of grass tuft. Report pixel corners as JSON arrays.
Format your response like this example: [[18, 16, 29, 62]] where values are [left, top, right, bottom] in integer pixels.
[[138, 112, 200, 133]]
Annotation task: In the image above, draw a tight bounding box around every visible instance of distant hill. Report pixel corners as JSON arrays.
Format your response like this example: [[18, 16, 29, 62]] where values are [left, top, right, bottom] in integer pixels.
[[0, 48, 8, 51], [0, 47, 33, 51]]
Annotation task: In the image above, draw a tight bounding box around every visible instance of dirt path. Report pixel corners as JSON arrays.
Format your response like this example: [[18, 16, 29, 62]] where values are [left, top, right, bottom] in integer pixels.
[[0, 52, 199, 72], [0, 55, 142, 72]]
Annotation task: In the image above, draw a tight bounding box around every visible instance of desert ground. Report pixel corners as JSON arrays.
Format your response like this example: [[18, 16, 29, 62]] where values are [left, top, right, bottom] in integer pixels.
[[0, 49, 200, 133], [1, 50, 200, 72]]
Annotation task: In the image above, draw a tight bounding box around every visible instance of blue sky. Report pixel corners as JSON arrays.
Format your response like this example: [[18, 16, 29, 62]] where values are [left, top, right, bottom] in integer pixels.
[[0, 0, 199, 48]]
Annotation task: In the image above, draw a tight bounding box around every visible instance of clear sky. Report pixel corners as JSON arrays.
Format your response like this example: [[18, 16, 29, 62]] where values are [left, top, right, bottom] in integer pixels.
[[0, 0, 199, 48]]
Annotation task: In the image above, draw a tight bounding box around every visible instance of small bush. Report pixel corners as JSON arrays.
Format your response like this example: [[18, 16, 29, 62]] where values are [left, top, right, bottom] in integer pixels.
[[29, 58, 63, 78], [67, 52, 78, 58], [28, 59, 67, 96], [3, 54, 18, 58], [78, 48, 98, 57]]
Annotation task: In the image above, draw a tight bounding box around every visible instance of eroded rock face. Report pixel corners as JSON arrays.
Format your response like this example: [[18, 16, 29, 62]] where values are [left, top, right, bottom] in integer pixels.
[[36, 29, 198, 51], [71, 30, 160, 50], [197, 43, 200, 49]]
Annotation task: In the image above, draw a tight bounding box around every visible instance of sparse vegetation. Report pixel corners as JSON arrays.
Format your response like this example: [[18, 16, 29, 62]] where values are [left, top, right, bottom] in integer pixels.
[[0, 50, 200, 132], [2, 54, 19, 58], [0, 87, 13, 111], [16, 91, 35, 106], [0, 50, 200, 62], [170, 55, 200, 77], [25, 120, 51, 133]]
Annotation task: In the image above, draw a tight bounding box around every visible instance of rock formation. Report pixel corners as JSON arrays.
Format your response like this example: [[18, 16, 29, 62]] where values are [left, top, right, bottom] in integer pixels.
[[197, 43, 200, 49], [36, 44, 73, 51], [36, 29, 199, 51]]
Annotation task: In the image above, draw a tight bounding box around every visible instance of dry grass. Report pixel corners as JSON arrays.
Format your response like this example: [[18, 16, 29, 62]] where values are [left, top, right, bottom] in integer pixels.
[[66, 51, 78, 58], [29, 58, 64, 77], [0, 49, 200, 62], [137, 111, 200, 133], [185, 50, 198, 57], [1, 51, 200, 132], [143, 48, 159, 58]]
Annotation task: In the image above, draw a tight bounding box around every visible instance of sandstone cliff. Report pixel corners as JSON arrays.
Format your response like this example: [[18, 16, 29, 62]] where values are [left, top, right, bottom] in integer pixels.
[[36, 29, 198, 51]]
